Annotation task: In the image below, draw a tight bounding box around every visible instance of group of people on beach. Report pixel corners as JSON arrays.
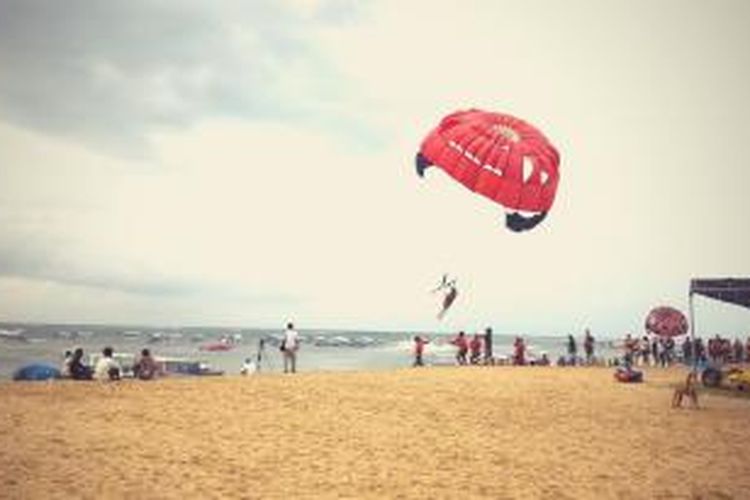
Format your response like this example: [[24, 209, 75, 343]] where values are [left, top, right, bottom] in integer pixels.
[[241, 322, 301, 375], [413, 327, 494, 367], [411, 328, 746, 368], [60, 346, 162, 381], [620, 333, 750, 368], [413, 328, 596, 367]]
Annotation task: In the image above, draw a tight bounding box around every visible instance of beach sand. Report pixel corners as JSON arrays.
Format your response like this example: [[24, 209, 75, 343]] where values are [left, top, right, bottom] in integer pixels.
[[1, 366, 749, 499]]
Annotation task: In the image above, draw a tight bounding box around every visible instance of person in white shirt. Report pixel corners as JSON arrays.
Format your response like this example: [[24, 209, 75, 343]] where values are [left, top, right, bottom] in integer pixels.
[[60, 350, 73, 378], [281, 322, 300, 373], [94, 346, 122, 381], [240, 357, 257, 375]]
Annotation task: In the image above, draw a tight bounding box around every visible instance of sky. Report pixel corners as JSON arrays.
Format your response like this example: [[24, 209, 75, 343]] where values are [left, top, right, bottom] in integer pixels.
[[1, 0, 749, 337]]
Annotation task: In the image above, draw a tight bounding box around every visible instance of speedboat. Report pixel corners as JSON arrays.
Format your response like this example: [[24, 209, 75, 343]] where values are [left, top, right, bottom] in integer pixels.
[[199, 342, 235, 352], [0, 329, 27, 342], [158, 357, 224, 376]]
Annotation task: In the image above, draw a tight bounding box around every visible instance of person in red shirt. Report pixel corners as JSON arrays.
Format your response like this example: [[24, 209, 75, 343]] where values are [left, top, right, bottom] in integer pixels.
[[413, 335, 429, 367], [469, 334, 483, 365], [451, 331, 468, 365]]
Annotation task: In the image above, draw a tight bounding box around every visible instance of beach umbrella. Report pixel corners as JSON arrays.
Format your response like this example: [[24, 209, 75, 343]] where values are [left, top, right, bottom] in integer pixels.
[[13, 363, 61, 381], [416, 109, 560, 232], [645, 306, 688, 337]]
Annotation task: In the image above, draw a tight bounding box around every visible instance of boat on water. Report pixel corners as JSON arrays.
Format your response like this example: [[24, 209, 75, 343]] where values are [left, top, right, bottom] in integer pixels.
[[147, 332, 164, 343], [0, 329, 27, 342], [158, 357, 224, 376], [199, 334, 240, 352], [199, 342, 235, 352]]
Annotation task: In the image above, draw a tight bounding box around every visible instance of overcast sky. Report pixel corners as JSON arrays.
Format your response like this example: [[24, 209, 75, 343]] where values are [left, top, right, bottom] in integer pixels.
[[1, 0, 749, 336]]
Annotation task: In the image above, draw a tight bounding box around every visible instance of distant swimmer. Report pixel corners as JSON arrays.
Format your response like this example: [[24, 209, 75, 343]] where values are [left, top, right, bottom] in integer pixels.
[[433, 274, 458, 320]]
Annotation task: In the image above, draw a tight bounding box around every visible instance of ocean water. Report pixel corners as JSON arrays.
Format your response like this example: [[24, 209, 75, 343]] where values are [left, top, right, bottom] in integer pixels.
[[0, 323, 622, 379]]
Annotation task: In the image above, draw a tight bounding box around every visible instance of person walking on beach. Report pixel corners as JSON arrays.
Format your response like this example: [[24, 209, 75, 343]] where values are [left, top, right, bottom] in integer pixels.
[[413, 335, 429, 367], [281, 322, 300, 373], [451, 331, 468, 365]]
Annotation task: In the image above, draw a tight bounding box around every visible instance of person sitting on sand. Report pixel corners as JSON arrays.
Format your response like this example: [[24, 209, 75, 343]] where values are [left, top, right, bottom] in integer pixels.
[[240, 357, 257, 375], [538, 352, 550, 366], [94, 346, 121, 381], [60, 350, 73, 378], [133, 348, 161, 380], [413, 335, 429, 367], [451, 331, 468, 365], [69, 348, 93, 380]]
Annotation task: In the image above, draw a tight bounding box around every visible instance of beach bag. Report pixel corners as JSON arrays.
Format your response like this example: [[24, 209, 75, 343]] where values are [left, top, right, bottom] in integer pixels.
[[280, 339, 286, 352]]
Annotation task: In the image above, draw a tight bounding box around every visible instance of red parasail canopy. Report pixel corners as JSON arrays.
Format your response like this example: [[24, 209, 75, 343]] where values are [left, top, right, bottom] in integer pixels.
[[416, 109, 560, 232], [645, 306, 689, 338]]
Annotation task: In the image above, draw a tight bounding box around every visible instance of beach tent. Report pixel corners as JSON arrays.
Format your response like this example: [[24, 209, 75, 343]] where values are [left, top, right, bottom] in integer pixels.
[[689, 278, 750, 337], [13, 363, 61, 381]]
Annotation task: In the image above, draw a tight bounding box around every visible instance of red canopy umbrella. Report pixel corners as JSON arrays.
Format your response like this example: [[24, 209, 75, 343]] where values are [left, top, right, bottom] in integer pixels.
[[645, 306, 688, 337]]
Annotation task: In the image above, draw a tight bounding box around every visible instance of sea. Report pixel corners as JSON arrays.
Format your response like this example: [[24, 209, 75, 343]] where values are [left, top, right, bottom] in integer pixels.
[[0, 322, 623, 379]]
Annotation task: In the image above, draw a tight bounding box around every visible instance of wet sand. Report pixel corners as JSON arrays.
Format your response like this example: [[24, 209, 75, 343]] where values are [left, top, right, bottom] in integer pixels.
[[1, 366, 749, 499]]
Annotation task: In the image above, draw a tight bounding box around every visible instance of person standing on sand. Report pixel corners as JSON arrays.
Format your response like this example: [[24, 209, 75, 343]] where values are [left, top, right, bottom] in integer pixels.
[[413, 335, 429, 367], [566, 334, 577, 365], [583, 329, 595, 365], [483, 327, 493, 364], [513, 336, 526, 365], [281, 322, 300, 373], [451, 331, 468, 365], [469, 334, 483, 364]]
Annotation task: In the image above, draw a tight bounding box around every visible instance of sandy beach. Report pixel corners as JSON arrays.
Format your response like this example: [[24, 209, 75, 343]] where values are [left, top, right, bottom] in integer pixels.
[[1, 366, 749, 499]]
